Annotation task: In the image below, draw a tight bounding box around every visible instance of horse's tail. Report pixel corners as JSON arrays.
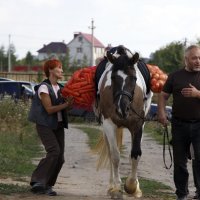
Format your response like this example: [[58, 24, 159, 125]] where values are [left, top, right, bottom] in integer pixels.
[[93, 127, 123, 171]]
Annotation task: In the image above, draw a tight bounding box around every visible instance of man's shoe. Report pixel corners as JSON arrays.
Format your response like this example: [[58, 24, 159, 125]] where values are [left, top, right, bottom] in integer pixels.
[[45, 186, 57, 196], [31, 182, 45, 194]]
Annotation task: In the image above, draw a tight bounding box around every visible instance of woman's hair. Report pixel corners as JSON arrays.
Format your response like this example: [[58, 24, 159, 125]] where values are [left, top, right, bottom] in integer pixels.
[[43, 59, 62, 77]]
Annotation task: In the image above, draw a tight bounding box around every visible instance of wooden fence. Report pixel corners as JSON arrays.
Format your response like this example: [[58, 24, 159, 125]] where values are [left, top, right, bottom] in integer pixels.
[[0, 72, 72, 83]]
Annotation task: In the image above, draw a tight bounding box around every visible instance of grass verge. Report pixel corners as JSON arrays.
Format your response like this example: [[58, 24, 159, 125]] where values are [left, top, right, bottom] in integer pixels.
[[0, 98, 43, 194], [0, 183, 30, 195]]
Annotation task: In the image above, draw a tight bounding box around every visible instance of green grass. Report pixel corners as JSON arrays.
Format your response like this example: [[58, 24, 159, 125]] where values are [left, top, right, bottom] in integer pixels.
[[0, 183, 30, 195], [121, 177, 174, 199], [0, 98, 43, 178], [0, 131, 42, 177], [75, 126, 101, 149], [138, 178, 173, 199], [144, 121, 172, 145]]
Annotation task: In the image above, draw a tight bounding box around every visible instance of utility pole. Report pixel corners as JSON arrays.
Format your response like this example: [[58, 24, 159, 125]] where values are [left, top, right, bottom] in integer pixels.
[[89, 19, 96, 66], [8, 34, 11, 72]]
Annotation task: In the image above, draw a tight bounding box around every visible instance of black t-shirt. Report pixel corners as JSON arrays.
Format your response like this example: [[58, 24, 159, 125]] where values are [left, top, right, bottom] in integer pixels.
[[163, 68, 200, 120]]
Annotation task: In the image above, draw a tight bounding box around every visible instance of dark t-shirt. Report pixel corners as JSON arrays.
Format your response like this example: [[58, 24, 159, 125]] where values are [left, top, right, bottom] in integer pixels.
[[163, 68, 200, 120]]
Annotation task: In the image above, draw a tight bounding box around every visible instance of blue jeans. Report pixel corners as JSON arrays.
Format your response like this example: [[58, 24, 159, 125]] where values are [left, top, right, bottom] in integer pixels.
[[171, 118, 200, 197]]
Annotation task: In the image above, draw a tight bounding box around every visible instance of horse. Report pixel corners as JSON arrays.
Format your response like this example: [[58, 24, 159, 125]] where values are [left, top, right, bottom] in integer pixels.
[[94, 45, 153, 199]]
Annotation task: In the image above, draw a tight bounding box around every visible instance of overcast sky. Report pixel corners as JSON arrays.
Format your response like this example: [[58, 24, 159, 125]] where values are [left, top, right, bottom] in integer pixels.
[[0, 0, 200, 59]]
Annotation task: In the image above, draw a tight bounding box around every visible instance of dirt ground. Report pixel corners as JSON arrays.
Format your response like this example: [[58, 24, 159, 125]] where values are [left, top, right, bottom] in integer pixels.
[[0, 124, 196, 200]]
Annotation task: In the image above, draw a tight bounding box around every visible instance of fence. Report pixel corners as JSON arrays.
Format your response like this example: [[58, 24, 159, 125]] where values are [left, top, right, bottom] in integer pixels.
[[0, 72, 72, 83]]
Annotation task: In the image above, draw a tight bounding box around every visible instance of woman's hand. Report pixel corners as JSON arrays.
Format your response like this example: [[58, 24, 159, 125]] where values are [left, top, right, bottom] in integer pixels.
[[64, 96, 74, 110]]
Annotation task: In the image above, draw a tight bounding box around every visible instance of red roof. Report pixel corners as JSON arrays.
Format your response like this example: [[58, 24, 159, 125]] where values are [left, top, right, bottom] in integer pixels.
[[67, 32, 105, 48], [81, 33, 105, 48]]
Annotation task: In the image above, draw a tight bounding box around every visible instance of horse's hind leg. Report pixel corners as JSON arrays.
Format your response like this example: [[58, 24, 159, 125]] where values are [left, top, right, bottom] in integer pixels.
[[124, 126, 143, 198], [103, 119, 122, 198]]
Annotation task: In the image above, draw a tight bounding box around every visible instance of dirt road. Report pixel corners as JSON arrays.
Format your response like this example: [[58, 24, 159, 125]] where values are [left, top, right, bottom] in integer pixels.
[[0, 124, 195, 200]]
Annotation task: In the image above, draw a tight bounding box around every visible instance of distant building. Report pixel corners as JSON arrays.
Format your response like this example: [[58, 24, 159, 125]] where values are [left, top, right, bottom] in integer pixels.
[[37, 42, 67, 61], [67, 32, 105, 67], [37, 33, 105, 67]]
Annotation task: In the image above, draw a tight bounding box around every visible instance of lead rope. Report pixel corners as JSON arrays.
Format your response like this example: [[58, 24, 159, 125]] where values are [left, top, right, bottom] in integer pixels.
[[163, 125, 173, 169]]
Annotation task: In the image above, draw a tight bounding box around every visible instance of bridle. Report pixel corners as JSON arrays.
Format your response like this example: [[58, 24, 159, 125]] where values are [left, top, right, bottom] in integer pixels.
[[114, 90, 133, 102]]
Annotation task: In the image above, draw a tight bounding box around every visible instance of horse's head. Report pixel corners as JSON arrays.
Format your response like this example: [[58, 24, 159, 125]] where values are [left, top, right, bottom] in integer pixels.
[[106, 45, 133, 59], [109, 51, 139, 119]]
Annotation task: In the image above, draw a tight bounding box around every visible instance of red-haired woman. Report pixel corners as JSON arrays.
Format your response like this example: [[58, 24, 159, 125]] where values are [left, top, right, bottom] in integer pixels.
[[28, 59, 73, 196]]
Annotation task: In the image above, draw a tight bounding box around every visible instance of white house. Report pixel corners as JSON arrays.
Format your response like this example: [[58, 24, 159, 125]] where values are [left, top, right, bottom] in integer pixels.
[[67, 32, 105, 66], [37, 32, 105, 67]]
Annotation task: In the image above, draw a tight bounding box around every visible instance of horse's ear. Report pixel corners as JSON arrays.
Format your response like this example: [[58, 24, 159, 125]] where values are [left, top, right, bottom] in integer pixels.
[[106, 51, 116, 64], [132, 52, 139, 64]]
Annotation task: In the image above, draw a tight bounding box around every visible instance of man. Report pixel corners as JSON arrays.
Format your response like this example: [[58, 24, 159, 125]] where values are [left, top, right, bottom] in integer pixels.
[[158, 45, 200, 200]]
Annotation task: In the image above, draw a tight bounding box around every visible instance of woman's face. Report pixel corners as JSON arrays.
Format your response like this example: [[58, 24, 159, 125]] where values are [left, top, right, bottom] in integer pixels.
[[49, 66, 63, 79]]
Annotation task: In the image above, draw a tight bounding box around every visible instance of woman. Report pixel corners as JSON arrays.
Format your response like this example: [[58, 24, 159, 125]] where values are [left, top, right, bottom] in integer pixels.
[[28, 59, 73, 196]]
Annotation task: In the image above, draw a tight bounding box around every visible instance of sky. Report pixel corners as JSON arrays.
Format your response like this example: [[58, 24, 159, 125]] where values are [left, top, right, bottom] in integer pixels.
[[1, 0, 200, 59]]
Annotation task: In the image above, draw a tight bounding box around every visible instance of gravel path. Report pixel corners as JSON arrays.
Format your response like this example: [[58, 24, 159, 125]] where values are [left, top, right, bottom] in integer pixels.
[[0, 123, 195, 200]]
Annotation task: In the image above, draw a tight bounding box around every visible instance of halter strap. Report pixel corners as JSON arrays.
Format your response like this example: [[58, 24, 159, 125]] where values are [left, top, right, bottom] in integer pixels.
[[114, 90, 133, 101]]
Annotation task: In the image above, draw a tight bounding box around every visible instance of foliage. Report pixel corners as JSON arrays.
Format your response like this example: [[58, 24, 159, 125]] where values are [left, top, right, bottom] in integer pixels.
[[0, 97, 42, 177], [25, 51, 34, 67], [81, 54, 89, 67], [58, 49, 70, 73], [149, 41, 185, 73], [0, 44, 17, 71]]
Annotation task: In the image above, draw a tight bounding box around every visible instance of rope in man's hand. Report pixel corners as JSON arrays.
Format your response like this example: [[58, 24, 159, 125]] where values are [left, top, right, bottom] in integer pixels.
[[163, 125, 173, 169]]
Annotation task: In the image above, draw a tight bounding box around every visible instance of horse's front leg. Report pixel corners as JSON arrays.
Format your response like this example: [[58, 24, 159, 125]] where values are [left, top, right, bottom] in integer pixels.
[[103, 133, 114, 193], [103, 119, 122, 198], [124, 126, 143, 198]]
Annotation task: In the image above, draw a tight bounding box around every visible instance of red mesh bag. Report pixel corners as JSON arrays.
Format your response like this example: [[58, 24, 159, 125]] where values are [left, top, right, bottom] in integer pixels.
[[147, 64, 168, 93], [61, 66, 97, 110]]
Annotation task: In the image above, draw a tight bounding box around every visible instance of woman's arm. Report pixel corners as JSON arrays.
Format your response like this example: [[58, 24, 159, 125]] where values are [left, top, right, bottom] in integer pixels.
[[40, 93, 73, 114]]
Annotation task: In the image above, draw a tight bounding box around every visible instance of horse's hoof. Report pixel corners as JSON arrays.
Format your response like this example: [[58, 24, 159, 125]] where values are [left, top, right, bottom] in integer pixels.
[[134, 188, 142, 198], [124, 178, 137, 194], [107, 187, 114, 195], [110, 191, 123, 199], [108, 187, 123, 199]]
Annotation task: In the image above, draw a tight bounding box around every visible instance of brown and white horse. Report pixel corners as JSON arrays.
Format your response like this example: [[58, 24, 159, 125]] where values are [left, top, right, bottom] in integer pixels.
[[94, 46, 153, 199]]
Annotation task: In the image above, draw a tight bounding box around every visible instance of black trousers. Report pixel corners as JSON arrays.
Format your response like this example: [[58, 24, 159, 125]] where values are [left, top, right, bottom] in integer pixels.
[[171, 118, 200, 197], [30, 122, 65, 187]]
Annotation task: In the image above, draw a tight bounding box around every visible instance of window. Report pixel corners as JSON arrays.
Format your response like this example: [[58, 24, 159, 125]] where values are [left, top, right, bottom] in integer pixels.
[[78, 37, 82, 42], [77, 47, 82, 53]]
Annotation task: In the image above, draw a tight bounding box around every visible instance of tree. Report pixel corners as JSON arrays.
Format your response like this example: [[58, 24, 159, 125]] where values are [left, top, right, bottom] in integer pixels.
[[59, 49, 70, 73], [81, 54, 88, 68], [7, 43, 17, 71], [0, 46, 7, 71], [149, 41, 185, 73], [25, 51, 34, 71]]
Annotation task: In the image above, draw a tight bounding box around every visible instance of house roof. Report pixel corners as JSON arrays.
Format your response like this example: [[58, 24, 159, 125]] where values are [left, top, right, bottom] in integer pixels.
[[67, 32, 105, 48], [37, 42, 67, 53]]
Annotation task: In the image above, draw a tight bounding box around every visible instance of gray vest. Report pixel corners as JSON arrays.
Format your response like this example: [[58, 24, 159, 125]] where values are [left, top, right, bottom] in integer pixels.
[[28, 81, 68, 129]]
